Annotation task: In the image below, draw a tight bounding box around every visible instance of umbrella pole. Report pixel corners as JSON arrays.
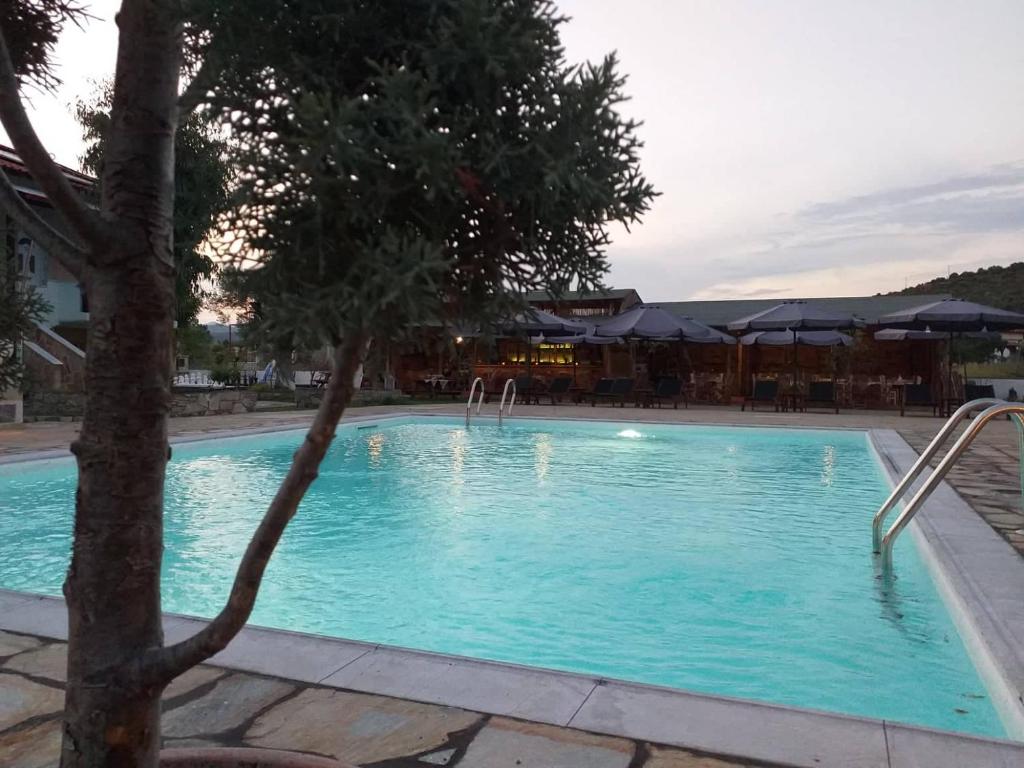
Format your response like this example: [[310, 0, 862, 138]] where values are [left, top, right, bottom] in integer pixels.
[[792, 328, 798, 394]]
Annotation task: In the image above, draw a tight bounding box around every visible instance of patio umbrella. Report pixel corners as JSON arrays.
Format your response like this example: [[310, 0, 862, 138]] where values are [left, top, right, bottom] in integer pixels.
[[873, 329, 1001, 342], [876, 298, 1024, 332], [594, 305, 726, 341], [877, 299, 1024, 403], [594, 306, 734, 389], [740, 330, 854, 347], [501, 308, 588, 335], [726, 300, 863, 333], [728, 301, 861, 390], [531, 333, 623, 345]]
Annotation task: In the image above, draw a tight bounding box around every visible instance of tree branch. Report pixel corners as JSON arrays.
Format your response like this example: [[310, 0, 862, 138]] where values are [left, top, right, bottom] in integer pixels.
[[0, 29, 105, 249], [177, 59, 211, 117], [0, 168, 86, 279], [149, 331, 370, 682]]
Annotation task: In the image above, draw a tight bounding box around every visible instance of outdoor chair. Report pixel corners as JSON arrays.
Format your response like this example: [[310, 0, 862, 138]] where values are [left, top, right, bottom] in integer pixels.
[[805, 381, 839, 413], [590, 377, 634, 407], [647, 377, 686, 409], [542, 376, 574, 404], [741, 380, 779, 412], [900, 383, 940, 417], [513, 374, 542, 405]]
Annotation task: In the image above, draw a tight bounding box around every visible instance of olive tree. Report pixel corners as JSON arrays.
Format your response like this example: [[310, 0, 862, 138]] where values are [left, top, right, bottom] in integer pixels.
[[0, 2, 654, 766]]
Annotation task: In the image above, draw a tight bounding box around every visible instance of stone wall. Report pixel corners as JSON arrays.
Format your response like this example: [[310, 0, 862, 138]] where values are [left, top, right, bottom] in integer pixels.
[[294, 387, 407, 409], [170, 388, 258, 417], [24, 390, 86, 420], [24, 388, 258, 420]]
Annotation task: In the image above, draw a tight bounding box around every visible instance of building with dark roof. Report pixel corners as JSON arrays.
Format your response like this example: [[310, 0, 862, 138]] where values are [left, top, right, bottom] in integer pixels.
[[527, 289, 955, 328]]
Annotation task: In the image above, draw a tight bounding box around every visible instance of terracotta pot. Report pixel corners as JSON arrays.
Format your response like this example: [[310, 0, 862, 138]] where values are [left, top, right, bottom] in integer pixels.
[[160, 747, 352, 768]]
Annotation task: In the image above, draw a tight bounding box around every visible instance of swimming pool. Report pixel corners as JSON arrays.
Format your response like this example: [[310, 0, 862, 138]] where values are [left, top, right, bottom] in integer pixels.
[[0, 416, 1007, 737]]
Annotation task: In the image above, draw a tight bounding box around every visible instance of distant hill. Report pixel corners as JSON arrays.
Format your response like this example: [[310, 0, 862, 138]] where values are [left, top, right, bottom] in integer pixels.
[[889, 262, 1024, 311]]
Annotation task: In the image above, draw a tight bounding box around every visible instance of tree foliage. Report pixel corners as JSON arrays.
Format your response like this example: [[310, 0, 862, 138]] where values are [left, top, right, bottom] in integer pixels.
[[0, 1, 86, 90], [0, 222, 50, 391], [75, 82, 231, 324], [191, 0, 655, 349], [892, 261, 1024, 313]]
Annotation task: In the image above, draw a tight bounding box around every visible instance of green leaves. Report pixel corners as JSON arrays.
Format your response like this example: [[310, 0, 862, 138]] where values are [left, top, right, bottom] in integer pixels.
[[1, 1, 87, 90], [76, 84, 231, 325], [193, 0, 655, 347], [0, 231, 50, 391]]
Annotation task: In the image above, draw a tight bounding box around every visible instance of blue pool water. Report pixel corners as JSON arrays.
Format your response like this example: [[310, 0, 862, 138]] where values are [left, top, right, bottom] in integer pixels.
[[0, 416, 1006, 737]]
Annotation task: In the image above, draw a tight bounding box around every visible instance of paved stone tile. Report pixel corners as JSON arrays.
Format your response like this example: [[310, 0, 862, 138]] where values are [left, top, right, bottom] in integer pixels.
[[458, 717, 634, 767], [163, 665, 226, 702], [162, 673, 295, 739], [0, 631, 41, 658], [5, 644, 66, 683], [0, 718, 62, 768], [0, 673, 63, 730], [245, 686, 481, 765], [643, 744, 755, 767]]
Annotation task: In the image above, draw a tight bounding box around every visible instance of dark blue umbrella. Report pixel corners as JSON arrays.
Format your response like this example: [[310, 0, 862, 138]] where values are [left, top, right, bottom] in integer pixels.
[[877, 298, 1024, 332], [503, 308, 588, 335], [595, 305, 727, 341], [741, 330, 854, 347], [727, 300, 862, 332], [877, 299, 1024, 404], [729, 301, 860, 388]]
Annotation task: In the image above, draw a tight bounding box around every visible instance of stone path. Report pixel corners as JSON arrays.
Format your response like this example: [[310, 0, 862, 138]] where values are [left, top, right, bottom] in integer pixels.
[[0, 631, 756, 768]]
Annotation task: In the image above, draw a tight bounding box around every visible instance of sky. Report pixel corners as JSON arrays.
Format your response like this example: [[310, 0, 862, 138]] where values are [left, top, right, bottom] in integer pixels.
[[5, 0, 1024, 302]]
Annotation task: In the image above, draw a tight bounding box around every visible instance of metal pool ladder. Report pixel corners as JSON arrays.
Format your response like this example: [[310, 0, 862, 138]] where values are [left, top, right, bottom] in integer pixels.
[[873, 398, 1024, 571], [466, 377, 485, 426], [498, 378, 516, 425]]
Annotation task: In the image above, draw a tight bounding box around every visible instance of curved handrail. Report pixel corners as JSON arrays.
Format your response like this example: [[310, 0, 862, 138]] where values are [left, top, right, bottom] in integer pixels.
[[498, 378, 517, 425], [880, 401, 1024, 571], [465, 377, 485, 426], [871, 397, 1003, 552]]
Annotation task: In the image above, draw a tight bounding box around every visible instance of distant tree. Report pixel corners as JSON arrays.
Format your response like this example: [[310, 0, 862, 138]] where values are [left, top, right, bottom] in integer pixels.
[[0, 2, 654, 767], [894, 261, 1024, 312], [0, 221, 50, 391], [75, 81, 230, 325]]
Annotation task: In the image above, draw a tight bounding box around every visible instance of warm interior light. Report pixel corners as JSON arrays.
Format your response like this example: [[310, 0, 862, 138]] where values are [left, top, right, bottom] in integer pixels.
[[455, 336, 464, 344]]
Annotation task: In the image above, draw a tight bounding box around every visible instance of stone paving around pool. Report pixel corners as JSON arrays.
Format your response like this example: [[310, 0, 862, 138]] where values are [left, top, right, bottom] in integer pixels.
[[0, 631, 754, 768]]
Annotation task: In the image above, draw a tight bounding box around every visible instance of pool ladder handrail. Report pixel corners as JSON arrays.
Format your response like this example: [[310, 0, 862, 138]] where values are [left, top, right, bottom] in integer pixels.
[[876, 399, 1024, 572], [871, 397, 1003, 553], [466, 377, 485, 426], [498, 378, 516, 425]]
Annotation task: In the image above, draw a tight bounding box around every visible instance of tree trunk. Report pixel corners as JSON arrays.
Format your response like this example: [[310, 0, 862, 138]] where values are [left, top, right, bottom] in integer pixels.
[[60, 2, 182, 767]]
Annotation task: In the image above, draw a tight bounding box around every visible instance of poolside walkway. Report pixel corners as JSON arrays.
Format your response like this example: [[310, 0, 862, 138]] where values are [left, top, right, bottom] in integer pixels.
[[0, 629, 752, 768], [4, 401, 1022, 557]]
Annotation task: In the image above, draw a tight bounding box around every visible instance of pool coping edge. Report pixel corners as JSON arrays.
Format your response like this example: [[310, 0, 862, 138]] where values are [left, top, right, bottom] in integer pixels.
[[869, 428, 1024, 741]]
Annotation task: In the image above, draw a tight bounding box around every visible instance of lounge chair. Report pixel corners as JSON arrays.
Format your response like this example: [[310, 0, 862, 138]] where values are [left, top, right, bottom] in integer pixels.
[[590, 377, 634, 407], [900, 383, 939, 417], [964, 383, 996, 401], [742, 380, 779, 412], [647, 377, 686, 409], [513, 374, 541, 405], [585, 377, 614, 404], [541, 376, 574, 404], [805, 381, 839, 413]]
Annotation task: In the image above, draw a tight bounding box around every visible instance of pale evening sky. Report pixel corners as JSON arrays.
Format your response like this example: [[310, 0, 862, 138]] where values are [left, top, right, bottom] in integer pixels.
[[5, 0, 1024, 302]]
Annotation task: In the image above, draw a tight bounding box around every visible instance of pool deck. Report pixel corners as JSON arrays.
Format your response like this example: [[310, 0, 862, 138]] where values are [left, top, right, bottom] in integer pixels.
[[3, 404, 1024, 767]]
